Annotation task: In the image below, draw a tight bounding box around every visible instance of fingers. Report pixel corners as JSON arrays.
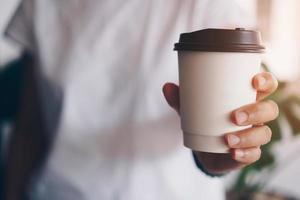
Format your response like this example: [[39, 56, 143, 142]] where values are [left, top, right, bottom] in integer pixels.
[[162, 83, 180, 113], [225, 72, 278, 165], [252, 72, 278, 101], [231, 147, 261, 164], [226, 125, 272, 164], [231, 100, 279, 126], [226, 125, 272, 148]]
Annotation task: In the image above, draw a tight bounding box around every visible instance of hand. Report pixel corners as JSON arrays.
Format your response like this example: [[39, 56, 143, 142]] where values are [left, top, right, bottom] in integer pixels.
[[162, 72, 279, 174]]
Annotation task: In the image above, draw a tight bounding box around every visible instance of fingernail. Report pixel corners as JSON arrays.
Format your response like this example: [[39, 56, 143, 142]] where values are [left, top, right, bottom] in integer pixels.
[[235, 111, 248, 124], [228, 135, 240, 147], [257, 76, 267, 87], [235, 149, 245, 159]]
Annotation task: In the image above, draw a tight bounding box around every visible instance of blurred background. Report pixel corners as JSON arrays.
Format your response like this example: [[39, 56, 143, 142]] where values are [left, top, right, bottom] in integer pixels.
[[0, 0, 20, 66], [1, 0, 300, 199]]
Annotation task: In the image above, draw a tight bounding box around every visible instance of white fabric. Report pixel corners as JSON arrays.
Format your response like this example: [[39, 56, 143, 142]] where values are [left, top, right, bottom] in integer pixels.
[[6, 0, 255, 199]]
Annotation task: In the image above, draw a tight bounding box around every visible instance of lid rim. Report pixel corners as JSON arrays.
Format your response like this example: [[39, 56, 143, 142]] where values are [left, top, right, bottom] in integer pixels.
[[173, 49, 265, 53], [174, 43, 265, 53], [174, 28, 265, 53]]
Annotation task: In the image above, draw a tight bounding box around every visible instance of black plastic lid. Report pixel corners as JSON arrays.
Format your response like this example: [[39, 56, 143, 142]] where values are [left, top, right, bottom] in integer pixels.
[[174, 28, 265, 53]]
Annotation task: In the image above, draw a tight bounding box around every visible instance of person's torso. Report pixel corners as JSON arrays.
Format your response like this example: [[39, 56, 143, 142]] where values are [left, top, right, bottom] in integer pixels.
[[19, 0, 252, 199]]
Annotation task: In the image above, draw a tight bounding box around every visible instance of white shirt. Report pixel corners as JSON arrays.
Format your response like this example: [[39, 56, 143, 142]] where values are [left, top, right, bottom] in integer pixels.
[[6, 0, 255, 199]]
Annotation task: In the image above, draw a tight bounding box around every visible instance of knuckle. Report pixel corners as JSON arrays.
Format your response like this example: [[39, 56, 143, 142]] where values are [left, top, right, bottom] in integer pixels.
[[255, 148, 262, 161], [251, 148, 262, 162], [257, 101, 267, 111], [249, 103, 264, 121], [248, 103, 260, 117], [265, 72, 278, 91], [263, 72, 273, 81], [266, 100, 279, 118], [238, 134, 247, 146], [270, 73, 279, 90], [263, 126, 272, 143], [243, 148, 261, 163]]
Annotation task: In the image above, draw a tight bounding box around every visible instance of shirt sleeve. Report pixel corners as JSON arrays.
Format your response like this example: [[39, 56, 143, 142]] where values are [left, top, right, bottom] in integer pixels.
[[4, 0, 35, 52], [192, 152, 225, 177]]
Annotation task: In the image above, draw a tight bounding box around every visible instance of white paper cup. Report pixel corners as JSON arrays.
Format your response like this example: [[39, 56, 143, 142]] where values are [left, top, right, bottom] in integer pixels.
[[174, 28, 265, 153]]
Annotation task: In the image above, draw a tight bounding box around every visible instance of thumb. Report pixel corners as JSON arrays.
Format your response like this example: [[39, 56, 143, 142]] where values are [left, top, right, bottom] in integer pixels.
[[162, 83, 180, 114]]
